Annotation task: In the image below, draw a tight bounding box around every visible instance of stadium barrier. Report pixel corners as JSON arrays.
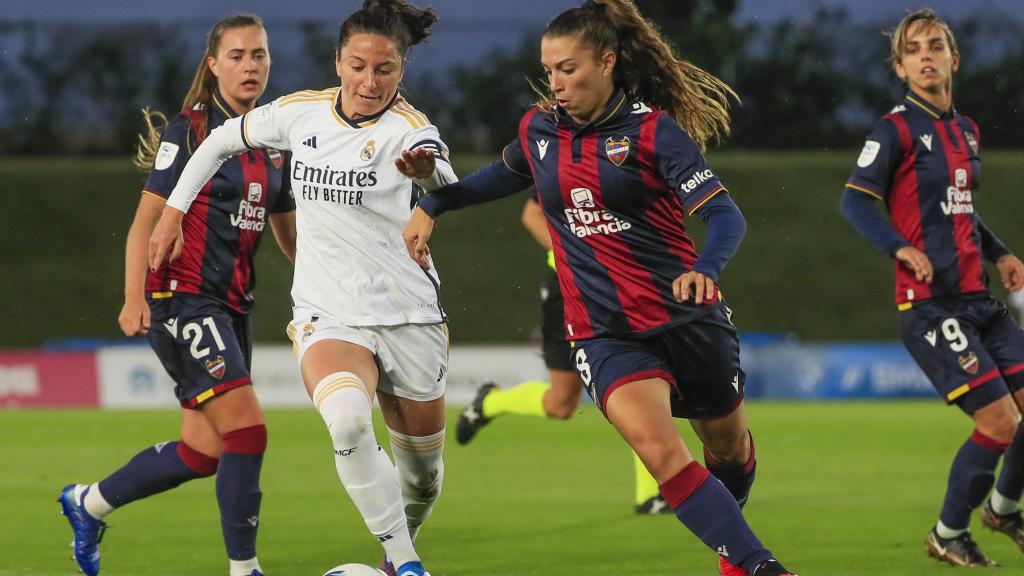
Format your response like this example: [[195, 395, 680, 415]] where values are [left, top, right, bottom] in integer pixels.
[[2, 337, 940, 408]]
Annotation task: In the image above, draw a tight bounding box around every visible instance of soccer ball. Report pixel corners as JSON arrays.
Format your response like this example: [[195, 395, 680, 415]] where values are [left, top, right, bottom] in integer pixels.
[[323, 564, 385, 576]]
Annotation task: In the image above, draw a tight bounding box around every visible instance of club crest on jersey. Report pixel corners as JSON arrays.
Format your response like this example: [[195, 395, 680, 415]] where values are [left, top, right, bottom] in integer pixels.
[[267, 148, 284, 169], [605, 136, 630, 167], [205, 356, 226, 379], [958, 351, 979, 375], [965, 131, 979, 155], [360, 140, 376, 161]]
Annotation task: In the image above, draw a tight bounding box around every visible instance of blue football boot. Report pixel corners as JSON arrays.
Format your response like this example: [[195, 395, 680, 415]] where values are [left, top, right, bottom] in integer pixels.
[[58, 484, 107, 576], [394, 561, 431, 576]]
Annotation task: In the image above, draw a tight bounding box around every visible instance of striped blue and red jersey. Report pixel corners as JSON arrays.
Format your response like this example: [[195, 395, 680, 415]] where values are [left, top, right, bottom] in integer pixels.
[[845, 93, 997, 307], [143, 91, 295, 314], [499, 91, 730, 340]]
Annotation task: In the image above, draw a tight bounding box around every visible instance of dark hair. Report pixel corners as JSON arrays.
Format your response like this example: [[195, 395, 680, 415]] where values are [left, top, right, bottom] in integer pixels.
[[338, 0, 437, 56], [542, 0, 735, 151], [134, 14, 266, 171]]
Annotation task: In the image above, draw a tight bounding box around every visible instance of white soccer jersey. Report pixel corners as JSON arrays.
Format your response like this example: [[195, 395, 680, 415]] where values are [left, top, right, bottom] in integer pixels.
[[166, 87, 456, 326]]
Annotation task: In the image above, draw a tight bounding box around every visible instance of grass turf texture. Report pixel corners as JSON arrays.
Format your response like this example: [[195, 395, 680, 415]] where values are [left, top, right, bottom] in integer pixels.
[[4, 401, 1023, 575]]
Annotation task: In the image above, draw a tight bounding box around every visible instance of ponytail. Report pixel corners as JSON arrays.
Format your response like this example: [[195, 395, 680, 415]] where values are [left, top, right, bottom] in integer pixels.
[[339, 0, 437, 56], [542, 0, 736, 151]]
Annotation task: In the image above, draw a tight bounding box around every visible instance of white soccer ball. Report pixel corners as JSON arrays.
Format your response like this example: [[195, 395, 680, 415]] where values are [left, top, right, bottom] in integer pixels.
[[323, 564, 385, 576]]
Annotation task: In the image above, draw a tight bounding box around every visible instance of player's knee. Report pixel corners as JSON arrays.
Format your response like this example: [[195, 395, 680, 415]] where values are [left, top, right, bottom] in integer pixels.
[[221, 424, 268, 455], [705, 428, 751, 465]]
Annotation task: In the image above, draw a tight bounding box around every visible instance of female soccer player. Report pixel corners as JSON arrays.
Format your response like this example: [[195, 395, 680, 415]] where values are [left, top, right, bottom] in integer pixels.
[[841, 8, 1024, 568], [58, 14, 295, 576], [150, 2, 452, 575], [457, 196, 668, 515], [403, 1, 795, 574]]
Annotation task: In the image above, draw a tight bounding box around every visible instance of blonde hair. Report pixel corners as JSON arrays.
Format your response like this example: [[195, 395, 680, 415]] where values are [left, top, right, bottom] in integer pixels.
[[134, 14, 266, 172], [538, 0, 736, 151], [888, 8, 959, 65]]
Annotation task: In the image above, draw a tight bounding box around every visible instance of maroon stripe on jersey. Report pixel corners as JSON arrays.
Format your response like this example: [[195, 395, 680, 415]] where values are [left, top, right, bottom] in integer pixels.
[[637, 112, 699, 268], [180, 375, 252, 409], [162, 181, 213, 295], [227, 151, 267, 311], [559, 129, 669, 332], [887, 114, 931, 304], [938, 121, 984, 294], [519, 110, 594, 339]]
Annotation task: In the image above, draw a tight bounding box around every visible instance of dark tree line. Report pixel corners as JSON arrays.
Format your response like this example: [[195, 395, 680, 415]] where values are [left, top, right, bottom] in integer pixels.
[[0, 3, 1020, 155]]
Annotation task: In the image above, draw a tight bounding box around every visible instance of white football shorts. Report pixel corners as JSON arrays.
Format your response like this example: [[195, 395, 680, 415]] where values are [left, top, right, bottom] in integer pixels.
[[287, 309, 448, 402]]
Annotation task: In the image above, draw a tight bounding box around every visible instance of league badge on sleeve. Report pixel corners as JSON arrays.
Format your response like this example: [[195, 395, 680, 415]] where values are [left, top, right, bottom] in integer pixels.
[[154, 142, 180, 171], [857, 140, 880, 168], [605, 136, 630, 167], [205, 356, 227, 379]]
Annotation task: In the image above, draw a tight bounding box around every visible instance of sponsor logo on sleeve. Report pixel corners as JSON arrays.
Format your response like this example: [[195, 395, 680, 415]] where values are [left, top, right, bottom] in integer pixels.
[[857, 140, 880, 168], [679, 169, 715, 195], [154, 142, 179, 171]]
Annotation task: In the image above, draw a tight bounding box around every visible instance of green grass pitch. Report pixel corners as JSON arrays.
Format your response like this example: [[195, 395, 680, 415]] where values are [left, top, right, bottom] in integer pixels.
[[3, 401, 1022, 575]]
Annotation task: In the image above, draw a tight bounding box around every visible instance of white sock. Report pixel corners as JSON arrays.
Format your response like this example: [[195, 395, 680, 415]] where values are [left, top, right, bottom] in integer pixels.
[[936, 519, 967, 539], [313, 372, 417, 568], [77, 483, 113, 520], [388, 427, 446, 541], [229, 557, 261, 576], [990, 490, 1021, 515]]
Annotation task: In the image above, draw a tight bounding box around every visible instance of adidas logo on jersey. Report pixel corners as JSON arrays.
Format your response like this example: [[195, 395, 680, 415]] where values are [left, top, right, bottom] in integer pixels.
[[302, 135, 318, 149]]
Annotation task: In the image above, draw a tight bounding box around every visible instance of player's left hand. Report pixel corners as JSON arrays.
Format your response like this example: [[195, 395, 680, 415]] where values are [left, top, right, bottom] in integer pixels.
[[673, 271, 716, 304], [997, 254, 1024, 292], [395, 148, 436, 180]]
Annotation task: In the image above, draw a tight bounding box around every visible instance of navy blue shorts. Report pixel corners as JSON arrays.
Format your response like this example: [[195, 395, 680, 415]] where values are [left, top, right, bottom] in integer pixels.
[[146, 294, 254, 408], [899, 295, 1024, 413], [539, 269, 574, 372], [572, 303, 744, 420]]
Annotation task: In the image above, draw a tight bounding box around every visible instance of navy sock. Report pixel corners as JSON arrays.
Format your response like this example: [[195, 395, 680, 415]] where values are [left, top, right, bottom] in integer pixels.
[[217, 425, 266, 560], [996, 424, 1024, 502], [940, 430, 1007, 529], [704, 431, 757, 509], [97, 441, 218, 508], [661, 461, 772, 573]]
